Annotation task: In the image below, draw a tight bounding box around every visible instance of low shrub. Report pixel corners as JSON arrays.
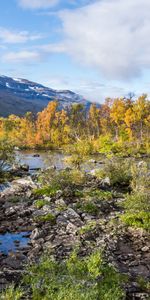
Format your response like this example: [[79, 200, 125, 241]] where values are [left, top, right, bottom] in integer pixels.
[[22, 251, 126, 300], [95, 158, 132, 186], [0, 285, 24, 300], [76, 201, 98, 215], [34, 199, 50, 209], [121, 212, 150, 230], [35, 213, 56, 224], [33, 184, 60, 197]]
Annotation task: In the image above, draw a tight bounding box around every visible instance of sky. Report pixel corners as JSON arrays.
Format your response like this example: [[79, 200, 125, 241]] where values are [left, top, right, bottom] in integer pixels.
[[0, 0, 150, 103]]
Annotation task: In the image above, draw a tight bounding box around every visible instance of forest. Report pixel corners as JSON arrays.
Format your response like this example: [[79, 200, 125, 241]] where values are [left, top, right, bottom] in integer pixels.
[[0, 94, 150, 156]]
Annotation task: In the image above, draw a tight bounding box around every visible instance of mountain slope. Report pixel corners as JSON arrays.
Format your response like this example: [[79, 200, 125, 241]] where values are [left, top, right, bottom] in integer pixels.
[[0, 75, 91, 117]]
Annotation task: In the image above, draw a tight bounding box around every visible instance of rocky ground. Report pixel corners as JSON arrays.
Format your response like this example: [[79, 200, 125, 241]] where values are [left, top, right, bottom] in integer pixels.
[[0, 170, 150, 300]]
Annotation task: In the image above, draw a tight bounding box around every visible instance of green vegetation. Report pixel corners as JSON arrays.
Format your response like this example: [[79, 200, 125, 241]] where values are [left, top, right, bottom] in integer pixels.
[[78, 220, 97, 235], [95, 158, 132, 186], [120, 161, 150, 230], [75, 189, 113, 201], [34, 199, 50, 209], [121, 212, 150, 230], [35, 213, 56, 224], [0, 285, 24, 300], [33, 184, 60, 197], [76, 201, 99, 215], [0, 138, 14, 181], [21, 251, 125, 300]]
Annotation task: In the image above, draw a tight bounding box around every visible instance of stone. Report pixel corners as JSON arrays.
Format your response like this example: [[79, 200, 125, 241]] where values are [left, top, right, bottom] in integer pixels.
[[141, 246, 149, 252], [30, 228, 44, 240]]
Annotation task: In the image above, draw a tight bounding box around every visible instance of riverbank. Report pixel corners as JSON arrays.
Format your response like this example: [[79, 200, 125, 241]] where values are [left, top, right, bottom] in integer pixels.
[[0, 158, 150, 299]]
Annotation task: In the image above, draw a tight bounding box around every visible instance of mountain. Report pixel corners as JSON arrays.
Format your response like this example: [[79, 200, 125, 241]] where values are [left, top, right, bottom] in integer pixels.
[[0, 75, 91, 117]]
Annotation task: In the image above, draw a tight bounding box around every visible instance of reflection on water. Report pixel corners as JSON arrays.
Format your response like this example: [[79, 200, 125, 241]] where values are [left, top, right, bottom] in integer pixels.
[[0, 232, 30, 254], [17, 150, 67, 171], [17, 150, 104, 173]]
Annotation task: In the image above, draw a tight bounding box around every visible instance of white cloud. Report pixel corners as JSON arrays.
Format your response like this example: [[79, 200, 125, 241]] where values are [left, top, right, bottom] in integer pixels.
[[42, 76, 128, 102], [0, 27, 42, 44], [3, 50, 42, 63], [38, 43, 66, 53], [18, 0, 59, 9], [59, 0, 150, 80]]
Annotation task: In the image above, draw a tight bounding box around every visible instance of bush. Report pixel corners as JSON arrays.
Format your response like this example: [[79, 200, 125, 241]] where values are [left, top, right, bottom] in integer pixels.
[[0, 285, 24, 300], [34, 199, 50, 209], [37, 169, 86, 192], [75, 189, 113, 201], [34, 185, 60, 197], [35, 213, 56, 224], [22, 251, 125, 300], [95, 158, 132, 186], [123, 192, 150, 212], [0, 139, 14, 177], [121, 212, 150, 230], [76, 201, 98, 215], [131, 161, 150, 193]]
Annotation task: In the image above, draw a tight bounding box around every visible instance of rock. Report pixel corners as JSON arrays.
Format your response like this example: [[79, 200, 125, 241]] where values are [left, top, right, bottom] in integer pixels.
[[12, 163, 29, 172], [33, 154, 40, 157], [101, 177, 111, 187], [55, 199, 66, 206], [21, 164, 29, 172], [30, 228, 44, 240], [89, 159, 97, 163], [141, 246, 149, 252], [66, 222, 78, 234]]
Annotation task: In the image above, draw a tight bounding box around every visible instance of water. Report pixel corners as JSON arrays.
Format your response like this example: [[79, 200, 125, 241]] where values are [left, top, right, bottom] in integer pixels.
[[17, 150, 104, 173], [0, 232, 30, 255], [17, 150, 67, 171], [0, 182, 11, 192]]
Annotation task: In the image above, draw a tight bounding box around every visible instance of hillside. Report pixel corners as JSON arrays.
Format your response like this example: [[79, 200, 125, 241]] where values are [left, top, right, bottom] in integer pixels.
[[0, 75, 91, 117]]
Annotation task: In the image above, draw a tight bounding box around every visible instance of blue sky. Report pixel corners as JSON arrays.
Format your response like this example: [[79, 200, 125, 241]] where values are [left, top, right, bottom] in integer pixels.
[[0, 0, 150, 102]]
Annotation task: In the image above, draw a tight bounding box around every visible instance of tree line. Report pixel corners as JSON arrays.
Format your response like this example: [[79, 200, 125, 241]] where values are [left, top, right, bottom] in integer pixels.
[[0, 94, 150, 155]]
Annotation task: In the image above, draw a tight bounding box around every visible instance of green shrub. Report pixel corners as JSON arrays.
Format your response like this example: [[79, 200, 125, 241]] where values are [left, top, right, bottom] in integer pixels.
[[0, 138, 15, 177], [34, 184, 60, 197], [131, 161, 150, 193], [34, 199, 50, 209], [78, 221, 97, 235], [35, 213, 56, 224], [123, 192, 150, 212], [22, 251, 125, 300], [95, 158, 132, 186], [38, 169, 86, 191], [76, 201, 98, 215], [87, 189, 113, 200], [121, 212, 150, 230], [0, 285, 24, 300]]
